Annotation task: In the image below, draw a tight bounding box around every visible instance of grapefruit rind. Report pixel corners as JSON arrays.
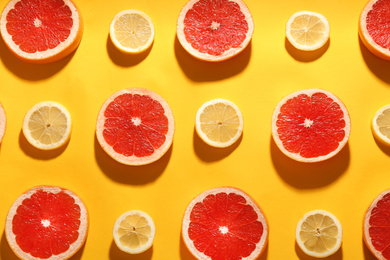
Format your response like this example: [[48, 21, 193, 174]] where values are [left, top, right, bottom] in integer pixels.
[[0, 103, 6, 144], [96, 88, 175, 166], [182, 187, 269, 260], [271, 88, 351, 163], [5, 186, 89, 260], [371, 104, 390, 146], [0, 0, 83, 64], [176, 0, 254, 62]]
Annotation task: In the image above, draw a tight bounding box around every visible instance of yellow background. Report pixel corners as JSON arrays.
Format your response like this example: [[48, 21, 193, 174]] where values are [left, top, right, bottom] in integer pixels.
[[0, 0, 389, 259]]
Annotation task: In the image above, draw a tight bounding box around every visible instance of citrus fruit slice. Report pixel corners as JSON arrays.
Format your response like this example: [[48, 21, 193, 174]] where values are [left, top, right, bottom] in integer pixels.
[[195, 99, 243, 148], [182, 187, 268, 260], [5, 186, 88, 260], [96, 88, 175, 166], [22, 101, 72, 150], [0, 102, 6, 144], [177, 0, 254, 62], [113, 210, 156, 254], [286, 11, 330, 51], [296, 210, 342, 258], [364, 189, 390, 260], [0, 0, 83, 64], [372, 104, 390, 146], [271, 89, 351, 163], [109, 9, 155, 54], [359, 0, 390, 60]]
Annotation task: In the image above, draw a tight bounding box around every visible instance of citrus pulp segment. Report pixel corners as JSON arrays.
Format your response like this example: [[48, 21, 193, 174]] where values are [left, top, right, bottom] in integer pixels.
[[113, 210, 156, 254], [5, 186, 88, 260], [109, 9, 155, 54], [271, 89, 351, 163], [0, 103, 6, 143], [296, 210, 342, 258], [96, 88, 175, 166], [0, 0, 83, 64], [364, 189, 390, 260], [195, 99, 243, 148], [285, 11, 330, 51], [182, 187, 268, 260], [22, 101, 72, 150], [177, 0, 254, 62], [359, 0, 390, 60], [372, 104, 390, 146]]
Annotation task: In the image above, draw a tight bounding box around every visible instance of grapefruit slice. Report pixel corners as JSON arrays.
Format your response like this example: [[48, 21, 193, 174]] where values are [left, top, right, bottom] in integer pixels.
[[372, 104, 390, 146], [364, 189, 390, 260], [359, 0, 390, 60], [0, 102, 6, 144], [0, 0, 83, 64], [5, 186, 88, 260], [176, 0, 254, 62], [182, 187, 268, 260], [113, 210, 156, 254], [271, 89, 351, 163], [96, 88, 175, 166]]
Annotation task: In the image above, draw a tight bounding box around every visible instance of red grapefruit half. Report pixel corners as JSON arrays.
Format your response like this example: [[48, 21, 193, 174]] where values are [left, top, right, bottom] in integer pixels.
[[272, 89, 351, 163], [5, 186, 88, 260], [0, 0, 83, 64], [364, 189, 390, 260], [96, 88, 175, 166], [0, 102, 6, 143], [177, 0, 254, 62], [182, 187, 268, 260]]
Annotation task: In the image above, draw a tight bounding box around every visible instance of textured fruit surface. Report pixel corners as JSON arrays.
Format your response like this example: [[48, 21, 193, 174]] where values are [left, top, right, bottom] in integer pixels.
[[372, 104, 390, 146]]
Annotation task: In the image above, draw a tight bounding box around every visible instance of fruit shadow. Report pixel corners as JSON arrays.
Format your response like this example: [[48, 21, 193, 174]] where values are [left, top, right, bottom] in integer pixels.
[[18, 130, 69, 160], [94, 134, 170, 185], [270, 136, 350, 189], [285, 37, 330, 62], [109, 240, 153, 260], [359, 36, 390, 84], [372, 134, 390, 156], [363, 238, 377, 260], [0, 37, 75, 81], [295, 241, 342, 259], [193, 128, 242, 162], [174, 36, 251, 82], [106, 34, 152, 67]]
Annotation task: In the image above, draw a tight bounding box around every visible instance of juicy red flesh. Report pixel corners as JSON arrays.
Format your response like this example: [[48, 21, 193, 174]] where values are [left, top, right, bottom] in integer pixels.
[[369, 193, 390, 259], [12, 190, 81, 259], [188, 192, 263, 260], [183, 0, 249, 56], [6, 0, 73, 53], [103, 93, 169, 158], [366, 0, 390, 50], [276, 92, 346, 159]]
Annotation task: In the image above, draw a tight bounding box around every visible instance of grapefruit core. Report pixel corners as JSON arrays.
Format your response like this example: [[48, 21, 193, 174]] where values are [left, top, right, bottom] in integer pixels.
[[96, 88, 175, 166], [182, 187, 268, 260], [5, 186, 88, 260], [177, 0, 254, 62], [0, 0, 83, 64], [272, 89, 351, 163]]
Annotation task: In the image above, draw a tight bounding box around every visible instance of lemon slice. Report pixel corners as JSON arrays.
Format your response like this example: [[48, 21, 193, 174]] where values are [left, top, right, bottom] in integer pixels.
[[296, 210, 342, 258], [22, 101, 71, 150], [113, 210, 156, 254], [195, 99, 243, 148], [109, 10, 155, 53], [372, 104, 390, 146], [286, 11, 330, 51]]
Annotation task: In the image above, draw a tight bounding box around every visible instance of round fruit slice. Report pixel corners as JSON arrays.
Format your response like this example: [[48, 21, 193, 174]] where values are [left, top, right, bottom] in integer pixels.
[[364, 189, 390, 260], [271, 89, 351, 163], [195, 99, 243, 148], [0, 0, 83, 64], [359, 0, 390, 60], [109, 9, 155, 54], [177, 0, 254, 62], [5, 186, 88, 260], [0, 102, 6, 144], [372, 104, 390, 146], [96, 88, 175, 166], [22, 101, 72, 150], [286, 11, 330, 51], [113, 210, 156, 254], [296, 210, 342, 258], [182, 187, 268, 260]]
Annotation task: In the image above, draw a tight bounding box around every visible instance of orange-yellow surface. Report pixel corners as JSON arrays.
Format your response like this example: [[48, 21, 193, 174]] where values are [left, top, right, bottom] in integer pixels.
[[0, 0, 388, 259]]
